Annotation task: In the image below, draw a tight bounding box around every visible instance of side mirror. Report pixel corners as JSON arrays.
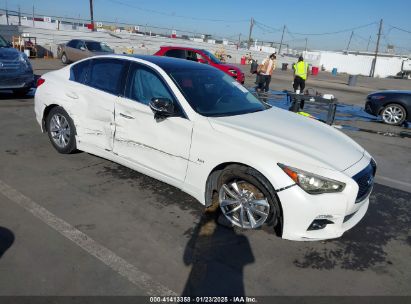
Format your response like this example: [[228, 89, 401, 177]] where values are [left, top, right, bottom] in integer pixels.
[[80, 46, 86, 51], [149, 97, 175, 119], [198, 58, 208, 64]]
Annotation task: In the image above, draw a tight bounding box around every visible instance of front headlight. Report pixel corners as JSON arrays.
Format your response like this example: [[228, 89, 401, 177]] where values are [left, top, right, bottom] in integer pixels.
[[228, 69, 238, 75], [278, 164, 345, 194]]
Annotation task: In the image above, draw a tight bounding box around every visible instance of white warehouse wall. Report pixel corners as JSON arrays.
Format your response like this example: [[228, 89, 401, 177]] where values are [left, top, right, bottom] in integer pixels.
[[318, 51, 407, 78]]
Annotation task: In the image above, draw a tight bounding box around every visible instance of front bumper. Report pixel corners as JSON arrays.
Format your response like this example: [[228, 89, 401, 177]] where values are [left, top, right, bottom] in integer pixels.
[[0, 72, 34, 90], [364, 100, 383, 117], [277, 157, 375, 241]]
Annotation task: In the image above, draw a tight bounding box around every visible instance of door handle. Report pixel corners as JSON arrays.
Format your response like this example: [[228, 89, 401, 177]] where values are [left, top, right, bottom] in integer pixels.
[[66, 92, 79, 99], [119, 113, 135, 119]]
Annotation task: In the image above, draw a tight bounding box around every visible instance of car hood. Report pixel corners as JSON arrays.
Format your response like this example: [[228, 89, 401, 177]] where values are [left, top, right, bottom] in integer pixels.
[[220, 63, 242, 73], [0, 47, 20, 60], [208, 107, 365, 172]]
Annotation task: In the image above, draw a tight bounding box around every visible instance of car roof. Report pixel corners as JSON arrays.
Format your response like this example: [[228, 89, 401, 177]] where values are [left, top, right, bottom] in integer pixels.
[[69, 39, 101, 43], [160, 45, 203, 52]]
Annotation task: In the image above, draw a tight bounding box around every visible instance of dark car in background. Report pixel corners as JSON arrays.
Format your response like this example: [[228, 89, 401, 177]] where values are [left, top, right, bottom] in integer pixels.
[[57, 39, 114, 64], [0, 35, 34, 96], [365, 90, 411, 126], [154, 46, 245, 84]]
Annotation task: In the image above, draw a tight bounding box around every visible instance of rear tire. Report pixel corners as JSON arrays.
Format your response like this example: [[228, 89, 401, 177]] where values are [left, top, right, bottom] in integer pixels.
[[46, 106, 77, 154], [381, 103, 407, 126], [61, 53, 70, 64], [217, 165, 281, 231]]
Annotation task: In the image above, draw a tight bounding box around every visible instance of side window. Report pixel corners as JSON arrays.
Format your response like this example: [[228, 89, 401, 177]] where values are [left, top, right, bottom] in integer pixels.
[[186, 50, 198, 61], [75, 40, 85, 49], [70, 60, 90, 84], [164, 49, 186, 59], [126, 64, 174, 106], [87, 59, 126, 94]]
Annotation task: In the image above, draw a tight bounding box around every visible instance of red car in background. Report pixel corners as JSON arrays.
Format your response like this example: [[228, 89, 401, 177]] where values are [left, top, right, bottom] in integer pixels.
[[154, 46, 245, 84]]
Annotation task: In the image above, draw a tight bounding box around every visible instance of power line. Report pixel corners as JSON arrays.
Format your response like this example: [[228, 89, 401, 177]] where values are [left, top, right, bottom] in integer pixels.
[[287, 21, 378, 36], [103, 0, 248, 23], [389, 25, 411, 34], [253, 20, 282, 32]]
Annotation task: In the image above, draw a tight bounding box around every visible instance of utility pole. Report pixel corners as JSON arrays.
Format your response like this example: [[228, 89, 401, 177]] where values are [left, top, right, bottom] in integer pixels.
[[278, 25, 286, 54], [89, 0, 95, 31], [305, 38, 308, 52], [238, 33, 241, 49], [32, 5, 35, 27], [346, 31, 354, 52], [366, 35, 371, 52], [5, 0, 9, 25], [370, 19, 383, 77], [247, 17, 254, 50], [18, 5, 21, 26]]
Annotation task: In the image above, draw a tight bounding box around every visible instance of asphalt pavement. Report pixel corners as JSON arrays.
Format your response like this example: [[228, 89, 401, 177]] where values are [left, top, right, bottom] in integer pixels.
[[0, 59, 410, 296]]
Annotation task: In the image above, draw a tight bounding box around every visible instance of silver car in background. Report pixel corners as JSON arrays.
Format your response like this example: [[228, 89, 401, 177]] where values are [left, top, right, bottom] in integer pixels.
[[0, 35, 34, 96], [57, 39, 114, 64]]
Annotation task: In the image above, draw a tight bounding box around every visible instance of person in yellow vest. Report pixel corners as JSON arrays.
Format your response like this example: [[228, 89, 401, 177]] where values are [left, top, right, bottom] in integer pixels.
[[257, 53, 276, 92], [293, 56, 308, 93]]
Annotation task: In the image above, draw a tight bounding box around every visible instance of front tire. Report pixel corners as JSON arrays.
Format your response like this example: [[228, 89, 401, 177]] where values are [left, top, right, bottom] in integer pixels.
[[46, 107, 77, 154], [381, 103, 407, 126], [217, 165, 281, 230]]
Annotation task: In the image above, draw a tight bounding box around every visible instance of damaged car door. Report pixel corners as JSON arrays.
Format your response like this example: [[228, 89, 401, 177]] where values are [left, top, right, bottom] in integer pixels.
[[70, 58, 127, 152], [113, 62, 193, 183]]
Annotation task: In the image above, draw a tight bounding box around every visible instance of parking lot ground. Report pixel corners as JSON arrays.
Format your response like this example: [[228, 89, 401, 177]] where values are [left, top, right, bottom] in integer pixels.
[[0, 59, 410, 296]]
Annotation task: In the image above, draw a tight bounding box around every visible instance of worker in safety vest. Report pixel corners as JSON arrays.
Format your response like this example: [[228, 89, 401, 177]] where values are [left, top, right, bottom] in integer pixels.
[[292, 56, 308, 93]]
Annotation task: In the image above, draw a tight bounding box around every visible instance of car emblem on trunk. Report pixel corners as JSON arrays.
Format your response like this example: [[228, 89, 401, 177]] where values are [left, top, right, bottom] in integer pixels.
[[0, 62, 3, 67]]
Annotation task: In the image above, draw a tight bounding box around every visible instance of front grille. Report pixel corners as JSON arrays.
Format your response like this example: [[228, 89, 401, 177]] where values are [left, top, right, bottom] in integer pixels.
[[352, 159, 377, 203]]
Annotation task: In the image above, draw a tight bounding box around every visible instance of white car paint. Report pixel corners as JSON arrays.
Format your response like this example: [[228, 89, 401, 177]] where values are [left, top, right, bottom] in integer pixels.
[[34, 55, 375, 241]]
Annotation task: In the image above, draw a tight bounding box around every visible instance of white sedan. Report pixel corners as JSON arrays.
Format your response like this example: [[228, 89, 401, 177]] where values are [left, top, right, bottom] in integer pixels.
[[34, 55, 376, 241]]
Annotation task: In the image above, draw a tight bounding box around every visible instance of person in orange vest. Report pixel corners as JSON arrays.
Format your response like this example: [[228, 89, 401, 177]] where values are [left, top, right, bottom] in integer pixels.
[[257, 53, 276, 92], [293, 56, 309, 93]]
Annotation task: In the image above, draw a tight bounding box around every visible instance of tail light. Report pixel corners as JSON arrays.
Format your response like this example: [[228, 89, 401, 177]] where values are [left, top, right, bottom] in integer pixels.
[[36, 78, 45, 87]]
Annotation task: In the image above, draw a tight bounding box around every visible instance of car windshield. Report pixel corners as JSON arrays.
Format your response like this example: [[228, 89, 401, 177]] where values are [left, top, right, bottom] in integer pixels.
[[0, 35, 9, 47], [201, 49, 221, 64], [85, 41, 112, 52], [169, 68, 267, 117]]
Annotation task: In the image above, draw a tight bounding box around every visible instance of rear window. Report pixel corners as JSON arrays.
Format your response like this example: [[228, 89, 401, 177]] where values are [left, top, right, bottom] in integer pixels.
[[70, 60, 90, 84], [66, 40, 78, 48]]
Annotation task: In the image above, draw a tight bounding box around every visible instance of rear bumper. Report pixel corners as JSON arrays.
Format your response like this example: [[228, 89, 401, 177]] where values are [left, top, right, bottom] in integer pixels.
[[0, 72, 34, 90]]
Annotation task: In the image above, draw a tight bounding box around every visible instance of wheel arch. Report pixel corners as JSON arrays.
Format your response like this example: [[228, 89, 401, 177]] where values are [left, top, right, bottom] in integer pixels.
[[204, 161, 284, 235], [379, 101, 408, 118], [42, 104, 60, 132]]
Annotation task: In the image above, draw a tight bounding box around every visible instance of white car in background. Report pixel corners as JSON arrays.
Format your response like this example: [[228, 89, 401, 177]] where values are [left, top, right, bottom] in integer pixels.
[[34, 55, 376, 241]]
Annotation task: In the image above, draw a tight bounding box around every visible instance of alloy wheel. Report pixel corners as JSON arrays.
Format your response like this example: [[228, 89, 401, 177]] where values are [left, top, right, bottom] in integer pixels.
[[382, 105, 404, 125], [219, 180, 270, 229], [49, 114, 71, 148]]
